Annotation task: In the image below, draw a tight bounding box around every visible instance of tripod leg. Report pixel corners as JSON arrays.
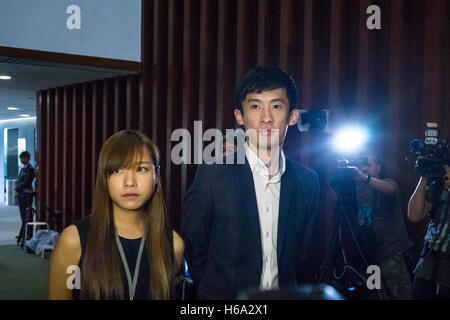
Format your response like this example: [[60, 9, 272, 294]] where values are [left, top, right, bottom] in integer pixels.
[[318, 207, 345, 283]]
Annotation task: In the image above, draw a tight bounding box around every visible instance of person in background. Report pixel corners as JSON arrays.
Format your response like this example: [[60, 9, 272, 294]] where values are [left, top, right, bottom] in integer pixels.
[[350, 153, 414, 299], [408, 164, 450, 299], [15, 151, 35, 245]]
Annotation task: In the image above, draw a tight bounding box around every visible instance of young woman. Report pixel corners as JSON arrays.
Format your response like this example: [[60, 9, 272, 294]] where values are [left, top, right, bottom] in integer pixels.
[[48, 130, 184, 300]]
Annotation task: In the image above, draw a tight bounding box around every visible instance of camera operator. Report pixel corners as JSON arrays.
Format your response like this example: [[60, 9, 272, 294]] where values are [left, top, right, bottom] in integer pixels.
[[349, 154, 414, 300], [408, 164, 450, 299]]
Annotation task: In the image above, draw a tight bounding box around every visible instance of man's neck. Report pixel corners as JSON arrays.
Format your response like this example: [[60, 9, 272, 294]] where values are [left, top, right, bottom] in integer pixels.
[[246, 142, 282, 177]]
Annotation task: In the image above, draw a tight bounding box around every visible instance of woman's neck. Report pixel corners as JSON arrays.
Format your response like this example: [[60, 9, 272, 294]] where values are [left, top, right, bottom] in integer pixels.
[[113, 207, 145, 239]]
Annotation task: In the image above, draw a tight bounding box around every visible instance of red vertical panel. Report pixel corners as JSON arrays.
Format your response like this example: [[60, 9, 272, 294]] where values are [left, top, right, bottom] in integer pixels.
[[152, 0, 169, 146], [140, 0, 154, 138], [53, 88, 64, 212], [126, 74, 140, 130], [103, 79, 115, 142], [45, 89, 55, 221], [198, 0, 218, 128], [279, 0, 303, 74], [92, 80, 103, 196], [355, 0, 372, 120], [81, 83, 93, 218], [62, 86, 73, 228], [216, 0, 237, 132], [72, 84, 83, 224], [301, 0, 314, 108], [114, 77, 127, 132], [181, 0, 200, 200], [279, 0, 305, 163], [166, 0, 184, 230], [422, 0, 447, 123], [257, 0, 280, 66], [236, 0, 258, 81], [36, 91, 47, 220]]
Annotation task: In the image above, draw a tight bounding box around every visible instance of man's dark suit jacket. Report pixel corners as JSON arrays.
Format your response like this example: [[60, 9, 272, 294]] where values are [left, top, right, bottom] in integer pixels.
[[182, 155, 319, 300], [15, 164, 35, 196]]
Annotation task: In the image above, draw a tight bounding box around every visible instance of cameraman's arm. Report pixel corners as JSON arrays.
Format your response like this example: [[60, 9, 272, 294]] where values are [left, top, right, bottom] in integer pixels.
[[351, 166, 396, 196], [368, 177, 396, 197], [408, 177, 432, 222]]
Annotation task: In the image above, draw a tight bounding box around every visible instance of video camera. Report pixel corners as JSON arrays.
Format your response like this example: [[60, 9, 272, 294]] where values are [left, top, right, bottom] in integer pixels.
[[337, 157, 368, 169], [409, 123, 450, 205], [410, 123, 450, 178], [330, 157, 369, 188]]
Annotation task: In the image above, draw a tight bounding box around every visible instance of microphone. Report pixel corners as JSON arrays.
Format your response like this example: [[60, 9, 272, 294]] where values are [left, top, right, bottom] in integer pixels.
[[410, 139, 424, 152]]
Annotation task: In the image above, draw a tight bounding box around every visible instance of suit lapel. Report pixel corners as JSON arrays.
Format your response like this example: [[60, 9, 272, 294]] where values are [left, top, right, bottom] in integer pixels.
[[234, 160, 262, 250], [277, 159, 295, 260], [19, 167, 25, 179]]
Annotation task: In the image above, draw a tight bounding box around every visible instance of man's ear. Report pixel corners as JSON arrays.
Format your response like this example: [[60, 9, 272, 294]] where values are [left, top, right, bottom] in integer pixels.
[[288, 109, 299, 126], [234, 109, 244, 126]]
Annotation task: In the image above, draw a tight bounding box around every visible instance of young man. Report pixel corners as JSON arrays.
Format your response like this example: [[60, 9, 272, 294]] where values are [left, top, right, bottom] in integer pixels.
[[183, 66, 319, 299], [350, 154, 414, 299], [15, 151, 35, 244]]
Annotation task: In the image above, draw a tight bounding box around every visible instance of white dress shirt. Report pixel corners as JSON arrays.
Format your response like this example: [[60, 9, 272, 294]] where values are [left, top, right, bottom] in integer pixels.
[[244, 143, 286, 290]]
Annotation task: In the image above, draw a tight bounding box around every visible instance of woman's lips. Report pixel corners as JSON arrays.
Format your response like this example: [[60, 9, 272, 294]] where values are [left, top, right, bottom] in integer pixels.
[[122, 193, 139, 199]]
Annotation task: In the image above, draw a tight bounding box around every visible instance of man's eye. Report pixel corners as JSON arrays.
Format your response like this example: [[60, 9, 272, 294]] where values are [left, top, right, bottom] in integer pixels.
[[250, 104, 259, 110], [273, 104, 282, 109]]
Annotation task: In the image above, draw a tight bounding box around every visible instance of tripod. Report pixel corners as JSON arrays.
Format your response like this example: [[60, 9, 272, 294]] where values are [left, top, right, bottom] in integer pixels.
[[318, 168, 382, 299]]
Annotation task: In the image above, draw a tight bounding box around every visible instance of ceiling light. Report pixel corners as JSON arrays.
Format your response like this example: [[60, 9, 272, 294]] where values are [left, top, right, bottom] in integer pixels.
[[0, 75, 12, 80], [7, 107, 19, 110], [19, 114, 30, 117]]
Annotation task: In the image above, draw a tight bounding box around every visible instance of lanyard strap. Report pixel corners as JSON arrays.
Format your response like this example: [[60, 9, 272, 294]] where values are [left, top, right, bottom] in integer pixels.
[[115, 231, 146, 300]]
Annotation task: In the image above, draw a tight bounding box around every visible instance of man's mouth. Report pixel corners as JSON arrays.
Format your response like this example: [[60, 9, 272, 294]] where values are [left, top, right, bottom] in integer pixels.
[[258, 129, 275, 136]]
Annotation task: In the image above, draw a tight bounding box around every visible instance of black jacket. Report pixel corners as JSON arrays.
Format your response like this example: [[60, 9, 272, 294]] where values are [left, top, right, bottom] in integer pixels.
[[15, 164, 35, 195], [182, 156, 319, 299]]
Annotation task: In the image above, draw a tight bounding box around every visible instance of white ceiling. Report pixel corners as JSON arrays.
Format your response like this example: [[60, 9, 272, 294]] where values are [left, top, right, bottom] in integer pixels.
[[0, 57, 136, 120]]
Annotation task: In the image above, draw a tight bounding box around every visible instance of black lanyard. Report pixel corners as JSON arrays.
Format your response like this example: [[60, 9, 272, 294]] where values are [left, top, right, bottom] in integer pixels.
[[115, 231, 146, 300]]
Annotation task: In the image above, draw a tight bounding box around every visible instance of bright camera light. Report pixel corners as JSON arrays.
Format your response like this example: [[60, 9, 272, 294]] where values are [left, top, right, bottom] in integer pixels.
[[0, 75, 12, 80], [332, 126, 368, 153]]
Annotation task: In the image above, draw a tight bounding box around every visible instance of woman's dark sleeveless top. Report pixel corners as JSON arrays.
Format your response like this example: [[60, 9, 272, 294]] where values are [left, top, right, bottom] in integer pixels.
[[72, 216, 174, 300]]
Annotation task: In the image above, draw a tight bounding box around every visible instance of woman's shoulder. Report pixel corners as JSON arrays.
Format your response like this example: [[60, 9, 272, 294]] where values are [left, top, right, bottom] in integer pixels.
[[60, 216, 91, 253], [171, 230, 185, 265], [57, 224, 82, 253]]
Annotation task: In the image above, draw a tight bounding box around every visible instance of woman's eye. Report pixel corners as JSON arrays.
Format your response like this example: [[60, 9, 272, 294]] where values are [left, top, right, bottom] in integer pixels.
[[113, 168, 122, 174], [137, 167, 149, 172]]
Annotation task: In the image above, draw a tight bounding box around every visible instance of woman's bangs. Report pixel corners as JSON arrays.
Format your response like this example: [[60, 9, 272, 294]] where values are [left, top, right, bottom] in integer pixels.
[[105, 141, 145, 175]]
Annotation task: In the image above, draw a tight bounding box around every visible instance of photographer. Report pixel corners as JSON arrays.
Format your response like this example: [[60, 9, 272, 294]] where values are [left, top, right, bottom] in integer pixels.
[[350, 154, 414, 300], [408, 164, 450, 299]]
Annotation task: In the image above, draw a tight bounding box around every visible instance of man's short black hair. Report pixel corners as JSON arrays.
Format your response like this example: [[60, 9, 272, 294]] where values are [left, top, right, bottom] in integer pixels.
[[234, 66, 298, 112], [19, 151, 30, 159]]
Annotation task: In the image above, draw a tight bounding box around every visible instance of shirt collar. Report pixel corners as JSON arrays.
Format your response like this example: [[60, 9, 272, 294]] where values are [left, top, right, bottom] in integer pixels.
[[244, 143, 286, 180]]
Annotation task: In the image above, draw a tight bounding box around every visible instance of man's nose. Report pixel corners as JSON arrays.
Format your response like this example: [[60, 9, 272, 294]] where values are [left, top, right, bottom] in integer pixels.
[[260, 107, 273, 124]]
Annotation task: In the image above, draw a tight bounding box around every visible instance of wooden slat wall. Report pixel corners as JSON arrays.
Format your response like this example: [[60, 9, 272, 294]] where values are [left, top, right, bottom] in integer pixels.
[[36, 76, 140, 226], [138, 0, 450, 246], [35, 0, 449, 254]]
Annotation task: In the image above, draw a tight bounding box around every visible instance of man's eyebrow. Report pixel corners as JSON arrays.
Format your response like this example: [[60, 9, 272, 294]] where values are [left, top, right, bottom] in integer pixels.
[[246, 98, 287, 103]]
